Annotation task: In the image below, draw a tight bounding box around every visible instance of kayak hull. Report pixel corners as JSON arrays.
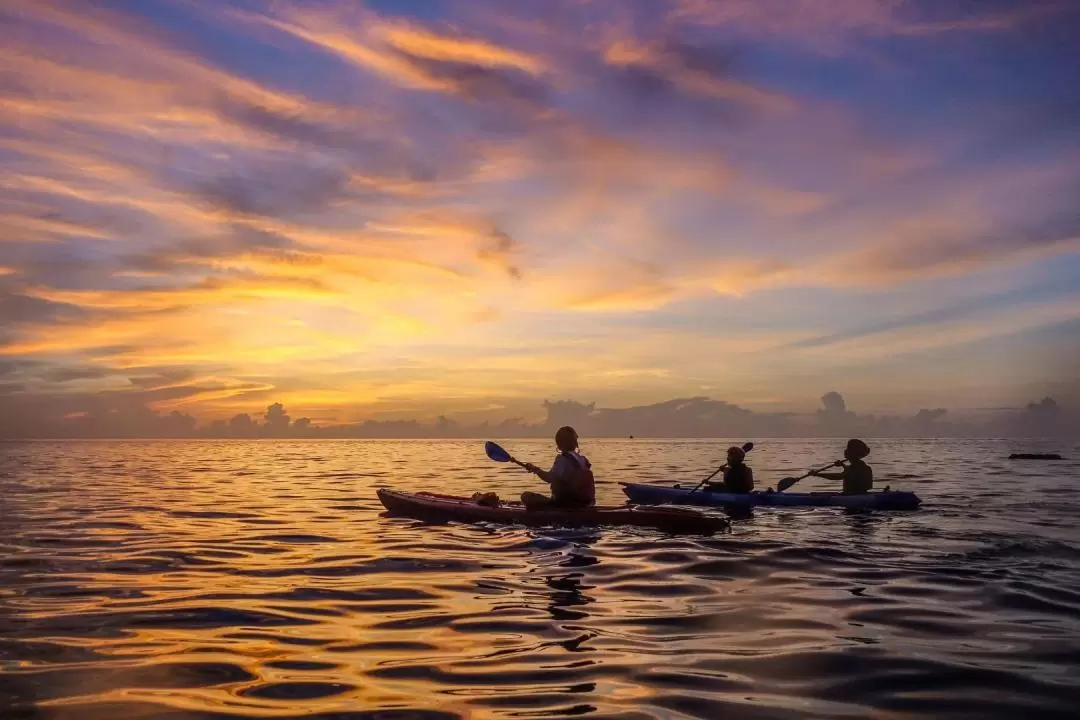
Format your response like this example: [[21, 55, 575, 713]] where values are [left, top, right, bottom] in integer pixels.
[[377, 489, 728, 535], [620, 483, 921, 510]]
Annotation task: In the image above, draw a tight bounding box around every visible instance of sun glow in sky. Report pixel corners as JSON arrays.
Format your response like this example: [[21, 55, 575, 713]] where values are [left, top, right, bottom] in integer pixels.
[[1, 0, 1079, 430]]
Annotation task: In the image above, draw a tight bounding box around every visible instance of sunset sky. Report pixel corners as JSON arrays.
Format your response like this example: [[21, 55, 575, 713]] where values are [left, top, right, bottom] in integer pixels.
[[2, 0, 1079, 427]]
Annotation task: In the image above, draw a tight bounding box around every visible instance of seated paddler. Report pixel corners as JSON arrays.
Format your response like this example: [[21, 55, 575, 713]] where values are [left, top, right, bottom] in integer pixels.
[[521, 426, 596, 510], [811, 439, 872, 494], [704, 445, 754, 494]]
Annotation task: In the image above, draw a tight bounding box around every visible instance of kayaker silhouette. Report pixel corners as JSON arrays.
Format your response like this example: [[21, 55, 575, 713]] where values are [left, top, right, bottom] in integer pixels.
[[810, 439, 873, 494], [702, 445, 755, 494], [521, 426, 596, 510]]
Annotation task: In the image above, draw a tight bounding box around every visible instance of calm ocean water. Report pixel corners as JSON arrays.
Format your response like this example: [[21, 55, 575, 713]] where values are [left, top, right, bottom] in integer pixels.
[[1, 438, 1078, 719]]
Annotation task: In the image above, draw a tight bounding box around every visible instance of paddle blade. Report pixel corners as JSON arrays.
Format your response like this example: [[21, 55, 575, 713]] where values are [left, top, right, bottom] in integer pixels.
[[484, 441, 513, 463], [777, 476, 797, 492], [742, 442, 754, 452]]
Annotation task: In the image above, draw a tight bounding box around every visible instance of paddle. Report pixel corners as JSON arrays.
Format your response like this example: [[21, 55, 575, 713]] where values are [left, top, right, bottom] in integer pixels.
[[776, 460, 844, 493], [484, 441, 529, 470], [685, 441, 754, 497]]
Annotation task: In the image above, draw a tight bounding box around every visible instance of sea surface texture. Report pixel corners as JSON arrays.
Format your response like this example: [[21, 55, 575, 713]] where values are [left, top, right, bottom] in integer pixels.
[[2, 438, 1078, 719]]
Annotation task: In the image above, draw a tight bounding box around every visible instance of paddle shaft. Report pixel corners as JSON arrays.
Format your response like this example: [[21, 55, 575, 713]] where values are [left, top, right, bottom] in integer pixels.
[[687, 466, 725, 496], [504, 452, 541, 475], [778, 460, 843, 492]]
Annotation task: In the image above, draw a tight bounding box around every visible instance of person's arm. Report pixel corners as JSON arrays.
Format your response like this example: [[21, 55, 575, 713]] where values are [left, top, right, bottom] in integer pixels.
[[812, 469, 845, 481], [525, 456, 565, 484], [706, 464, 729, 486]]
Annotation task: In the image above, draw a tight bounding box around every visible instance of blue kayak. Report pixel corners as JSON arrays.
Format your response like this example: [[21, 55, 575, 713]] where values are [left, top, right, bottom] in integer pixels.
[[620, 482, 921, 510]]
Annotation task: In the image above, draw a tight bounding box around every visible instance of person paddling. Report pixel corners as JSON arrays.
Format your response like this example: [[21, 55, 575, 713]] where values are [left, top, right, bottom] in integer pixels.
[[704, 445, 754, 494], [811, 439, 873, 494], [521, 426, 596, 510]]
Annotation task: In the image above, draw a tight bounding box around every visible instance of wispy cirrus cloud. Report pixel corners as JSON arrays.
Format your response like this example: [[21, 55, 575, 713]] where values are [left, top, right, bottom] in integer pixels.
[[670, 0, 1073, 47], [1, 0, 1078, 431]]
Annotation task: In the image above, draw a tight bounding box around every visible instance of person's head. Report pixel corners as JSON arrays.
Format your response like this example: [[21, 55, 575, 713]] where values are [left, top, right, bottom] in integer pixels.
[[845, 438, 870, 461], [555, 426, 579, 453], [726, 445, 746, 465]]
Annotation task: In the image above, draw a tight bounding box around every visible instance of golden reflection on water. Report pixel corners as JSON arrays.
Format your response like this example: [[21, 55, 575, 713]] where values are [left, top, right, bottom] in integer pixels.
[[2, 439, 1079, 718]]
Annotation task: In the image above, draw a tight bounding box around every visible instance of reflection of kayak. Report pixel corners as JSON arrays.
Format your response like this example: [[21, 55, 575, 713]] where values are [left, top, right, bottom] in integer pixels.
[[619, 483, 921, 510], [377, 490, 729, 535]]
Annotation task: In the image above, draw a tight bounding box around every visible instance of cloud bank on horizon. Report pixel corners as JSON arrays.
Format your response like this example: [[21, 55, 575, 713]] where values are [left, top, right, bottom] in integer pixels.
[[4, 392, 1075, 440], [1, 0, 1079, 434]]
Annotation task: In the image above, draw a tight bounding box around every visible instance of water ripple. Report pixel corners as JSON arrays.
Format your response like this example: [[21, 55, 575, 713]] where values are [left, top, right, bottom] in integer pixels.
[[1, 438, 1078, 719]]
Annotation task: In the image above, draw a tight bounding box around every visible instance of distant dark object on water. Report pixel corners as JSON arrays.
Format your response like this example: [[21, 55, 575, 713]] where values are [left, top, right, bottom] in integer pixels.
[[1009, 453, 1064, 460]]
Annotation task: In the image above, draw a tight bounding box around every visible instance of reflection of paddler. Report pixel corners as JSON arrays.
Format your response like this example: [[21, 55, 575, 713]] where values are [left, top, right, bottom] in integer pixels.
[[545, 536, 598, 622], [546, 570, 594, 621]]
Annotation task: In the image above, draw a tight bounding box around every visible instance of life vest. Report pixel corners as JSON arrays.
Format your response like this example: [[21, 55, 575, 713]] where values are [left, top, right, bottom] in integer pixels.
[[723, 464, 754, 494], [554, 451, 595, 506]]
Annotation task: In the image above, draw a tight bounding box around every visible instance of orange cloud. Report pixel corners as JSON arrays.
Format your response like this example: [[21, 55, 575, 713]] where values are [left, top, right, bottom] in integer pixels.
[[254, 15, 446, 90], [602, 36, 794, 113], [671, 0, 904, 38], [836, 233, 1080, 286], [381, 24, 545, 75], [0, 213, 116, 243], [28, 275, 339, 312], [793, 298, 1080, 360]]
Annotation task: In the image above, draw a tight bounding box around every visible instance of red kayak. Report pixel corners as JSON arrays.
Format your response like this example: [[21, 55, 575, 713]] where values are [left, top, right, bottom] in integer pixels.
[[377, 489, 729, 535]]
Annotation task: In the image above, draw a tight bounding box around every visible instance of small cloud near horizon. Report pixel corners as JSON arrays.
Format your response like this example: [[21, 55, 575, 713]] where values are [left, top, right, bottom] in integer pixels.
[[1, 390, 1076, 440]]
